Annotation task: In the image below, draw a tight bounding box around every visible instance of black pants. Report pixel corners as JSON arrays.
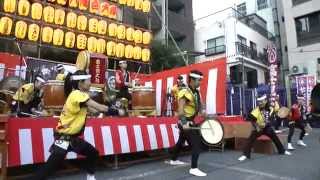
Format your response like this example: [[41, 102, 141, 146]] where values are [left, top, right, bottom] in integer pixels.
[[243, 125, 285, 158], [116, 87, 132, 109], [35, 136, 99, 180], [288, 120, 305, 143], [274, 116, 284, 130], [171, 126, 201, 168]]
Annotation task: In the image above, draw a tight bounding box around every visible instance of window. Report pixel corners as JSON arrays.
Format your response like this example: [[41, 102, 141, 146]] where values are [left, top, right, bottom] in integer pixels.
[[205, 36, 225, 56], [295, 11, 320, 46], [250, 41, 257, 59], [257, 0, 268, 10], [237, 3, 247, 15], [292, 0, 311, 6], [237, 35, 247, 45]]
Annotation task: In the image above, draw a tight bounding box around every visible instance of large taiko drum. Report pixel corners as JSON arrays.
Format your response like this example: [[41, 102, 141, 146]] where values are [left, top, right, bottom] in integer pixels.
[[131, 87, 155, 110], [200, 118, 224, 145], [43, 80, 65, 109], [89, 87, 104, 104], [76, 50, 107, 88]]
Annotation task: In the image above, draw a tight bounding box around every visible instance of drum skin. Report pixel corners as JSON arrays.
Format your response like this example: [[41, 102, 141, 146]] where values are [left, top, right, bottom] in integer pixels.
[[200, 119, 224, 145], [43, 80, 65, 109], [132, 87, 155, 110], [277, 107, 290, 118]]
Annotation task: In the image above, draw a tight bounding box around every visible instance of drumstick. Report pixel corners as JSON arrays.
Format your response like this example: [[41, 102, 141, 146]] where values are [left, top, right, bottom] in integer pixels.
[[174, 125, 211, 130]]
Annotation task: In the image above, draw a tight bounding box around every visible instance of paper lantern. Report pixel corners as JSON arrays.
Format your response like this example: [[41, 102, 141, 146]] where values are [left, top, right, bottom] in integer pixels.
[[108, 5, 117, 19], [42, 26, 53, 43], [127, 0, 134, 7], [116, 43, 125, 58], [57, 0, 67, 5], [134, 0, 143, 11], [77, 15, 87, 31], [79, 0, 89, 10], [142, 31, 152, 45], [88, 18, 98, 33], [96, 39, 106, 54], [97, 20, 107, 35], [47, 0, 56, 2], [15, 21, 27, 39], [125, 45, 134, 59], [53, 29, 64, 46], [69, 0, 78, 8], [117, 25, 126, 40], [106, 41, 116, 56], [66, 12, 77, 28], [31, 3, 42, 20], [134, 29, 142, 44], [119, 0, 127, 5], [28, 24, 40, 42], [126, 27, 134, 41], [54, 9, 65, 25], [100, 2, 109, 17], [65, 32, 76, 48], [18, 0, 30, 16], [108, 23, 117, 37], [133, 46, 142, 60], [87, 37, 97, 52], [77, 34, 87, 50], [142, 0, 151, 13], [89, 0, 100, 14], [141, 48, 150, 62], [43, 6, 55, 23], [4, 0, 16, 13], [0, 17, 13, 35]]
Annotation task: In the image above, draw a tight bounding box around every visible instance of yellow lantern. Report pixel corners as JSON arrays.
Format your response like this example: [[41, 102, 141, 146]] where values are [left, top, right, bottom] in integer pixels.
[[125, 45, 134, 59], [134, 29, 142, 44], [47, 0, 56, 2], [142, 0, 151, 13], [69, 0, 78, 8], [127, 0, 134, 7], [57, 0, 67, 5], [126, 27, 134, 41], [106, 41, 116, 56], [88, 18, 98, 33], [0, 17, 13, 36], [141, 48, 150, 62], [79, 0, 89, 10], [100, 2, 109, 17], [53, 29, 64, 46], [108, 23, 117, 37], [42, 26, 53, 43], [87, 37, 97, 52], [108, 5, 117, 19], [43, 6, 55, 23], [77, 34, 87, 50], [134, 0, 143, 11], [96, 39, 106, 54], [4, 0, 16, 13], [54, 9, 65, 25], [97, 20, 107, 35], [65, 32, 76, 48], [117, 25, 126, 40], [143, 31, 152, 45], [77, 15, 87, 31], [15, 21, 27, 39], [133, 46, 142, 60], [31, 3, 42, 20], [89, 0, 100, 14], [18, 0, 30, 16], [119, 0, 127, 5], [28, 24, 40, 42], [66, 12, 77, 28], [116, 43, 125, 58]]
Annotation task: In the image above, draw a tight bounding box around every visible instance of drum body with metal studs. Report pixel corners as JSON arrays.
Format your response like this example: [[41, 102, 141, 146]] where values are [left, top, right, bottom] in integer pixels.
[[43, 80, 65, 109], [131, 87, 156, 110]]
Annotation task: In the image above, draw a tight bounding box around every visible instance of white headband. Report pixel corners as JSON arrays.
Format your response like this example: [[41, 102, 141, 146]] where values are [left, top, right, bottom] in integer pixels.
[[71, 75, 91, 80], [119, 61, 127, 64], [297, 96, 304, 100], [36, 77, 45, 83], [189, 73, 203, 79], [257, 94, 267, 101], [56, 65, 64, 70]]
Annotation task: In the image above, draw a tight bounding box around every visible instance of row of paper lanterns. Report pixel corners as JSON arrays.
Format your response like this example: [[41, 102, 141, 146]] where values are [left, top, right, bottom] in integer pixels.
[[2, 1, 152, 45], [0, 17, 150, 62]]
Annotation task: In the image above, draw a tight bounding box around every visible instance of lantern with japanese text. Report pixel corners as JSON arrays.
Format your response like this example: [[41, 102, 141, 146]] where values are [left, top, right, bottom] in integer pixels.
[[15, 20, 27, 39], [43, 6, 55, 23], [126, 27, 134, 41], [117, 25, 126, 40], [100, 2, 109, 17], [125, 45, 134, 59], [53, 29, 64, 46], [57, 0, 67, 5], [77, 34, 87, 50], [127, 0, 134, 7], [31, 3, 42, 20], [87, 36, 97, 52], [119, 0, 127, 5], [141, 48, 150, 62], [77, 15, 87, 31], [108, 5, 117, 19], [116, 43, 125, 58], [4, 0, 16, 13], [133, 46, 142, 60], [142, 0, 151, 13], [134, 0, 143, 11], [54, 9, 65, 25], [65, 31, 76, 48], [98, 20, 107, 35], [96, 39, 106, 54], [69, 0, 78, 8], [108, 23, 117, 37], [79, 0, 89, 10], [134, 29, 142, 44], [0, 17, 13, 35], [89, 0, 100, 14], [18, 0, 30, 16], [28, 23, 40, 42], [89, 18, 98, 33], [66, 12, 77, 28], [106, 41, 116, 56], [142, 31, 152, 45], [42, 26, 53, 43]]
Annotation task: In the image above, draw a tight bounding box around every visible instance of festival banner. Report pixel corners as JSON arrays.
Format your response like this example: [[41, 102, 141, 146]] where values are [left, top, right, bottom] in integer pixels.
[[267, 45, 278, 101]]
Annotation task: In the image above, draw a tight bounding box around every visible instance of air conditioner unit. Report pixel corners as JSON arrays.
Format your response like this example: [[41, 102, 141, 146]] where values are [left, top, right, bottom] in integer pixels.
[[291, 65, 308, 75]]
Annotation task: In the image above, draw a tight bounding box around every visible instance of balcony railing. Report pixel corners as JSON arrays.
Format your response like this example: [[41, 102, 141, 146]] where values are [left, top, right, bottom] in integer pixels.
[[235, 42, 267, 64], [292, 0, 312, 6], [205, 45, 226, 56]]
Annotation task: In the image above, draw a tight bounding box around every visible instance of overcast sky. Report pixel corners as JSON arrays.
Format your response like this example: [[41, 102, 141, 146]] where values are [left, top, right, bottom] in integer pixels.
[[193, 0, 240, 20]]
